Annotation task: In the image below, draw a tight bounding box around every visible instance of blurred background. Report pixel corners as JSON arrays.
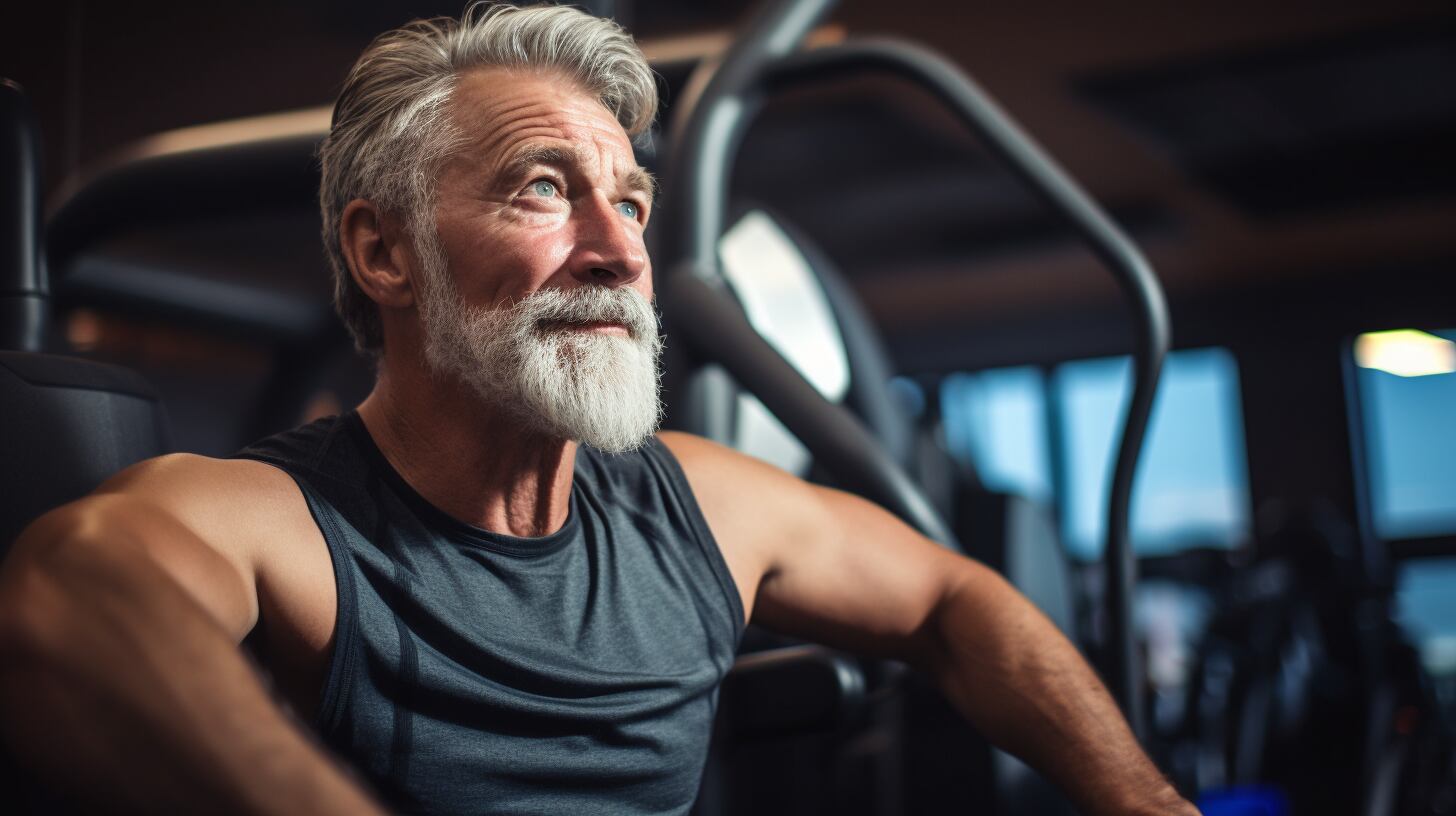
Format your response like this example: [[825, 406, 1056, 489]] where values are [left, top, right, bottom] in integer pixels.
[[3, 1, 1455, 813]]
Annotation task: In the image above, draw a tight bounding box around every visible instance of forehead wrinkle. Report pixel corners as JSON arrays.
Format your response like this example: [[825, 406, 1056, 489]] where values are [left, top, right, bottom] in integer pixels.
[[446, 70, 645, 197], [451, 73, 605, 167], [460, 104, 566, 172], [450, 94, 570, 165], [452, 69, 573, 135]]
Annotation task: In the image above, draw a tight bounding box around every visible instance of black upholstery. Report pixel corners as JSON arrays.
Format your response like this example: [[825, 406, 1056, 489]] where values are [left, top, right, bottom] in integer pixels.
[[0, 351, 171, 555]]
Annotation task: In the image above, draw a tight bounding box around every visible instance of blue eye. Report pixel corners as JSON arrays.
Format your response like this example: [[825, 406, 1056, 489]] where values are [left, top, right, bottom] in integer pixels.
[[528, 179, 558, 197], [616, 201, 640, 220]]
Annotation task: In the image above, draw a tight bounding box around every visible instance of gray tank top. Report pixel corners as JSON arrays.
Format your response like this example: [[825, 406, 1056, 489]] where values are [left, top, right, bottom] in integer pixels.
[[235, 413, 744, 815]]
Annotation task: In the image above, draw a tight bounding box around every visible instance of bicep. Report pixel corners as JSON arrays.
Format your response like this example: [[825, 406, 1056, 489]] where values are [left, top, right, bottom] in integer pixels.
[[749, 482, 979, 665], [663, 431, 984, 664], [5, 456, 265, 641]]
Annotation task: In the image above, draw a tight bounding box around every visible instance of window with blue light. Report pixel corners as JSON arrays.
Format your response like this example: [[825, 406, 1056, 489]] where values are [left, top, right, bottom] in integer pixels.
[[940, 366, 1053, 502], [1054, 348, 1252, 560], [1395, 558, 1456, 729], [1351, 329, 1456, 540], [937, 349, 1253, 561], [1397, 558, 1456, 660]]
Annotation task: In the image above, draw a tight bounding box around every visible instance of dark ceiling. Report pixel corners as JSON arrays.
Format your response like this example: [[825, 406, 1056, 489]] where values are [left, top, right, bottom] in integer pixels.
[[4, 0, 1454, 372]]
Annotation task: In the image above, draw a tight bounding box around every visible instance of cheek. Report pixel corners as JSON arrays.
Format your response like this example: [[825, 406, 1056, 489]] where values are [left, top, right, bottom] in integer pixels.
[[453, 222, 575, 304], [513, 230, 575, 286]]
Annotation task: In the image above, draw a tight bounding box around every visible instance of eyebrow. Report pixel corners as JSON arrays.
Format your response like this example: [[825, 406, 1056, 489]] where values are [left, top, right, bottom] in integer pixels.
[[625, 166, 658, 203], [501, 144, 574, 181], [501, 144, 657, 203]]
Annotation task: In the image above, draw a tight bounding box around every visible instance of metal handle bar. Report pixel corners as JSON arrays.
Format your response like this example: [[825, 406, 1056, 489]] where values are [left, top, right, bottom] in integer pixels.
[[656, 0, 961, 550], [758, 36, 1169, 739], [656, 0, 1166, 738], [1, 79, 47, 352]]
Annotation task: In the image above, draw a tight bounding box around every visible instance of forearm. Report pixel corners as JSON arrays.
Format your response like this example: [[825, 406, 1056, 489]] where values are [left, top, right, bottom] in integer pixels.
[[0, 512, 384, 815], [927, 564, 1197, 816]]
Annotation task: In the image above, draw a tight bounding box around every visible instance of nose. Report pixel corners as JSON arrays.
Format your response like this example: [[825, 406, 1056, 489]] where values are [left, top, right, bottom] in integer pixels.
[[568, 195, 648, 288]]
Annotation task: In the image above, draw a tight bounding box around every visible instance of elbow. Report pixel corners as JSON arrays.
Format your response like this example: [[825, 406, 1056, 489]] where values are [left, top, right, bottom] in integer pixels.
[[911, 565, 986, 681], [919, 562, 1037, 690]]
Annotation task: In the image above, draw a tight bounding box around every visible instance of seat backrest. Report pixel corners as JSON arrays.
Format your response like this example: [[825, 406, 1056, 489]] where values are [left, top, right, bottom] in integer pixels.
[[0, 351, 171, 556]]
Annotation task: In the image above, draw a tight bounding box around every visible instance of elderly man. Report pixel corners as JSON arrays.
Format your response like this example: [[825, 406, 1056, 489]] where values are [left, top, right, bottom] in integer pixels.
[[0, 5, 1198, 815]]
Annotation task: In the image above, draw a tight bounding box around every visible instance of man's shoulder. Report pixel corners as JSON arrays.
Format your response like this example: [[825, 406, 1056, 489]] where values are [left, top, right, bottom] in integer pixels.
[[654, 430, 801, 492], [652, 430, 825, 544], [11, 451, 327, 647], [92, 451, 308, 536], [99, 452, 301, 508], [653, 430, 738, 469]]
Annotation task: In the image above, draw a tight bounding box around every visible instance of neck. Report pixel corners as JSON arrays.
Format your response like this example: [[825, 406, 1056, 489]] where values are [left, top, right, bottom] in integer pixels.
[[355, 355, 576, 538]]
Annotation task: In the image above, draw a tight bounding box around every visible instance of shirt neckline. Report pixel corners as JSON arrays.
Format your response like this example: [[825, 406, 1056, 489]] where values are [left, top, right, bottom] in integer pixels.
[[341, 410, 580, 558]]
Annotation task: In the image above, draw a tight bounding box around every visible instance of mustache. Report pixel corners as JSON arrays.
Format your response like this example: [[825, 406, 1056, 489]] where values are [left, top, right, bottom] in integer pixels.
[[508, 287, 658, 340]]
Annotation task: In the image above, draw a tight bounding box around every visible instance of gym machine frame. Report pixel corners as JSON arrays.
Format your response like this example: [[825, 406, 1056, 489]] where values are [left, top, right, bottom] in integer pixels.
[[653, 0, 1171, 740]]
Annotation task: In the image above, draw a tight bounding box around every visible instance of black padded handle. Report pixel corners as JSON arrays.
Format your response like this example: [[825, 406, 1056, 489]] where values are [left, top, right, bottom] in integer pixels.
[[0, 79, 47, 352]]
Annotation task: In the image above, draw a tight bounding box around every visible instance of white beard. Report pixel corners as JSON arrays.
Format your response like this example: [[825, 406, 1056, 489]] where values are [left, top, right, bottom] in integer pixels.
[[414, 238, 664, 454]]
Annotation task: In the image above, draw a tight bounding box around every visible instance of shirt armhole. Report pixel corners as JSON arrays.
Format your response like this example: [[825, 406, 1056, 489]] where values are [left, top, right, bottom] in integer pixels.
[[643, 437, 748, 643], [227, 455, 361, 736]]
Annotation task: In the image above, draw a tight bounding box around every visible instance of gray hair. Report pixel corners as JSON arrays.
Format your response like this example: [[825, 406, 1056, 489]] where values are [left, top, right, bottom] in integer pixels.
[[318, 2, 658, 354]]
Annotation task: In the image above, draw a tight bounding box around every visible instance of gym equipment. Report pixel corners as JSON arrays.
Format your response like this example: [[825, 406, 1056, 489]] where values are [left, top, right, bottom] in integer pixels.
[[0, 79, 172, 559], [653, 0, 1170, 743], [649, 0, 1171, 811], [1161, 504, 1456, 815]]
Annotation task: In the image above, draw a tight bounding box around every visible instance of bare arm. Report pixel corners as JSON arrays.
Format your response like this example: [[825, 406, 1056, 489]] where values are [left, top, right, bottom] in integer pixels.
[[662, 433, 1197, 816], [0, 456, 384, 815], [926, 558, 1194, 816]]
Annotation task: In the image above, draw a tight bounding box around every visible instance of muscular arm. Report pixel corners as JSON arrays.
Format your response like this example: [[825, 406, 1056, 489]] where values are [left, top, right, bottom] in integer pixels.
[[0, 456, 383, 815], [663, 432, 1197, 816], [926, 559, 1193, 816]]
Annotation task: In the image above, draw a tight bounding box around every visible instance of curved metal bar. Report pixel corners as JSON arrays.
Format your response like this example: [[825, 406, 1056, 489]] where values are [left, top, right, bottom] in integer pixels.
[[0, 79, 47, 352], [660, 24, 1168, 736], [654, 0, 962, 549], [759, 39, 1170, 739], [654, 0, 837, 284], [662, 261, 962, 549]]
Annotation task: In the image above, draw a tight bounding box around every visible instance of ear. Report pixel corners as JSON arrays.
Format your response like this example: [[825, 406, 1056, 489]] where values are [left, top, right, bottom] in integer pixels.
[[339, 199, 420, 311]]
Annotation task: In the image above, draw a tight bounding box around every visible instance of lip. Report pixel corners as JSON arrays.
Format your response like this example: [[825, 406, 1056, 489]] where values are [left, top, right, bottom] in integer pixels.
[[544, 319, 631, 337]]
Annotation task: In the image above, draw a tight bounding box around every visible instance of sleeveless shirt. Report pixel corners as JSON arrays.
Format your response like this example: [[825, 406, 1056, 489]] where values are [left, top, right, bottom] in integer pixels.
[[234, 413, 744, 815]]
